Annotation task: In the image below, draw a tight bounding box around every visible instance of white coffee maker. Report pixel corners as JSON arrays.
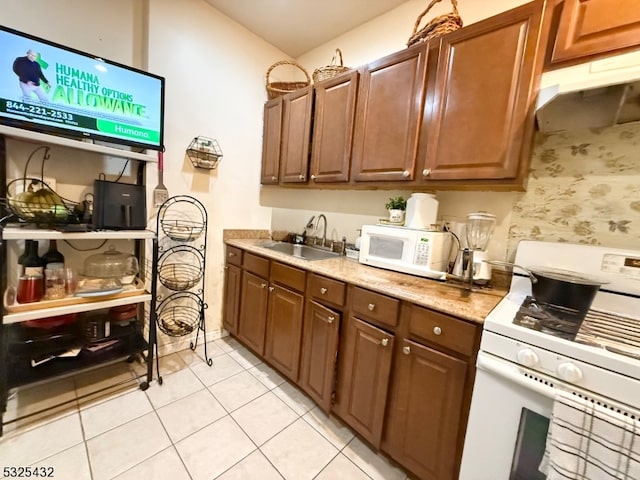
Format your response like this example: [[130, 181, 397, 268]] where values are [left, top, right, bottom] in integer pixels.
[[451, 212, 495, 284]]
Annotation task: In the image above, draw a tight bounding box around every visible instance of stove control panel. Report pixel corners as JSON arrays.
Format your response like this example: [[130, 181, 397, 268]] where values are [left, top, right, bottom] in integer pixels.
[[601, 253, 640, 279]]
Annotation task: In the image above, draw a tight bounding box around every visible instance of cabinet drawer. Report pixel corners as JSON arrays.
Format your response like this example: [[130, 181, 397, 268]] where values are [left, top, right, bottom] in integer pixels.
[[225, 245, 243, 266], [307, 274, 346, 307], [408, 306, 478, 357], [243, 252, 269, 278], [270, 261, 306, 292], [350, 286, 399, 329]]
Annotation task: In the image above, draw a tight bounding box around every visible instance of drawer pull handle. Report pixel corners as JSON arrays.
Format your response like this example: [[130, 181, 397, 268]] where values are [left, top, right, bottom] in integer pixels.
[[328, 316, 335, 324], [229, 252, 235, 257], [403, 346, 411, 355], [320, 287, 327, 295], [368, 303, 375, 311], [381, 338, 389, 347], [268, 286, 275, 292], [261, 283, 268, 289], [433, 326, 442, 335], [422, 168, 431, 177]]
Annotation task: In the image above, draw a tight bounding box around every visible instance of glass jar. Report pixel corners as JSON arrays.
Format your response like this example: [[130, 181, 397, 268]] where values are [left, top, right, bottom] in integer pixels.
[[17, 273, 44, 303], [44, 267, 66, 300]]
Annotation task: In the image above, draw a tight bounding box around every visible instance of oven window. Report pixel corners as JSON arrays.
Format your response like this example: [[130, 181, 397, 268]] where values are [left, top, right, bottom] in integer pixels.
[[369, 236, 404, 260], [510, 408, 550, 480]]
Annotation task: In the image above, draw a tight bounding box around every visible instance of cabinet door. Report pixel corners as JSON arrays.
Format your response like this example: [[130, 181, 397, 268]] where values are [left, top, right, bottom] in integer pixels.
[[351, 45, 429, 182], [299, 300, 341, 412], [264, 284, 304, 382], [383, 339, 468, 480], [334, 316, 394, 448], [222, 264, 241, 335], [280, 86, 313, 183], [261, 98, 282, 185], [419, 1, 549, 183], [237, 271, 269, 355], [309, 71, 358, 183], [551, 0, 640, 66]]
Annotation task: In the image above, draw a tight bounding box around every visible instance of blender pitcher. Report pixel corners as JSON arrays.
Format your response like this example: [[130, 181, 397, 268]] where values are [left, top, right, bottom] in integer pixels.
[[465, 212, 496, 284]]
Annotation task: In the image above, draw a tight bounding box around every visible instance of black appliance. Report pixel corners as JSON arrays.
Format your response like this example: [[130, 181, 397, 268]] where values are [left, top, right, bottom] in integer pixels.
[[92, 179, 146, 230]]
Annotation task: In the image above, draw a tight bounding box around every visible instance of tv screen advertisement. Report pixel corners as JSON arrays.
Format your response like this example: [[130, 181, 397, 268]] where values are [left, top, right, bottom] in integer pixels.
[[0, 25, 164, 151]]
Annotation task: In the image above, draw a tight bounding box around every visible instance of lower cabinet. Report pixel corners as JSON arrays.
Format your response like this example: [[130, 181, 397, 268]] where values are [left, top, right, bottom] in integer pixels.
[[264, 284, 304, 382], [237, 270, 269, 355], [382, 339, 468, 480], [222, 263, 241, 335], [299, 300, 341, 411], [333, 316, 394, 448], [225, 245, 482, 480]]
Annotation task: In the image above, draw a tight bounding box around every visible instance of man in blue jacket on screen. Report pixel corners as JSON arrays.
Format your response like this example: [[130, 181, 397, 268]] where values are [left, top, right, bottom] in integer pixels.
[[13, 49, 49, 101]]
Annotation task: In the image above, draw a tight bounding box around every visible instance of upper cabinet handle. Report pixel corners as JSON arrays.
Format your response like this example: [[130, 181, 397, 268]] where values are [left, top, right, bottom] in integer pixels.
[[422, 168, 431, 177], [402, 170, 410, 178], [271, 175, 277, 181], [311, 174, 317, 180], [299, 174, 305, 180]]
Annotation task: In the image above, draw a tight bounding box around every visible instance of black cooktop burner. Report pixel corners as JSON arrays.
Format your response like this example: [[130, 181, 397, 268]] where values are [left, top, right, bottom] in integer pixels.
[[513, 296, 586, 340]]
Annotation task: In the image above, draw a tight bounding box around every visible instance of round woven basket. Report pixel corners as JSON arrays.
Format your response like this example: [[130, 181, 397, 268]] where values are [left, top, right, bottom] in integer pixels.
[[312, 48, 350, 83], [407, 0, 463, 47], [266, 60, 311, 100]]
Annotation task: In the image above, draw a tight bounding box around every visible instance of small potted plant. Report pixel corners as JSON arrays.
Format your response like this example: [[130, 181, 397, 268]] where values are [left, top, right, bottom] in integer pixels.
[[385, 196, 407, 224]]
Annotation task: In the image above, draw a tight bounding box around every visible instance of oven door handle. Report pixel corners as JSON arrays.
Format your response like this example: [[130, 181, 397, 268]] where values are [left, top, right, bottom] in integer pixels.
[[477, 353, 558, 400]]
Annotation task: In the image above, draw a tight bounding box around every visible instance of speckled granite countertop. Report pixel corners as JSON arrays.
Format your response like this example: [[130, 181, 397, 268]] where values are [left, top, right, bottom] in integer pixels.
[[225, 238, 507, 325]]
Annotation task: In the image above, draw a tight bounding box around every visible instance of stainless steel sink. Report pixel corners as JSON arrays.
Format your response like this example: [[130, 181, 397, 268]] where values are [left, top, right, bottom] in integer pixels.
[[261, 242, 340, 261]]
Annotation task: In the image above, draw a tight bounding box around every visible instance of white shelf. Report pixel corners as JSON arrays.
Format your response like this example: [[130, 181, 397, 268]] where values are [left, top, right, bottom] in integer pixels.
[[0, 124, 157, 163], [3, 292, 152, 324], [1, 227, 156, 240]]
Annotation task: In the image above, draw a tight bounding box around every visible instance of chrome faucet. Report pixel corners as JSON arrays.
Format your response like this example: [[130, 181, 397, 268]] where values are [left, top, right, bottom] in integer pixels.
[[315, 214, 327, 247]]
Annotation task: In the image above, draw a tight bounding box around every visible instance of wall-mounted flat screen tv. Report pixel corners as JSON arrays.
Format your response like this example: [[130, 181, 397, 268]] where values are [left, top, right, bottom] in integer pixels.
[[0, 24, 164, 151]]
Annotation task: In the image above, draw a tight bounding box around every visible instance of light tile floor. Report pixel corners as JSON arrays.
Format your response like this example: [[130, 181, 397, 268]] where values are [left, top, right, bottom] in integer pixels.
[[0, 336, 411, 480]]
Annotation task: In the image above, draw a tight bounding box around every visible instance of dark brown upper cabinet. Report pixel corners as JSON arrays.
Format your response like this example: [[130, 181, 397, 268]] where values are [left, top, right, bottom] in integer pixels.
[[417, 0, 552, 187], [309, 70, 359, 183], [260, 97, 282, 185], [280, 86, 314, 183], [351, 44, 429, 183], [549, 0, 640, 68]]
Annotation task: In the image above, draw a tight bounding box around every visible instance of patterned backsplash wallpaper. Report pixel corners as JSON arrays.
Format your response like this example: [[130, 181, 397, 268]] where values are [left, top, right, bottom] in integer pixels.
[[507, 121, 640, 258]]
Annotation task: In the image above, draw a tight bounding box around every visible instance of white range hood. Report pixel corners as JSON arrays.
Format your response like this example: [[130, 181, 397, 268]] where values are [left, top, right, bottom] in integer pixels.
[[535, 50, 640, 133]]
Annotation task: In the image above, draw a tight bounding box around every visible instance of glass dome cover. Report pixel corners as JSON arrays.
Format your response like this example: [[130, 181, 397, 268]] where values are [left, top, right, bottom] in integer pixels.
[[83, 246, 139, 279]]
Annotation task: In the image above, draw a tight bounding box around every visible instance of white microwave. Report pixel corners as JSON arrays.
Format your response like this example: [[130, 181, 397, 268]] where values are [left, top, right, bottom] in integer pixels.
[[358, 224, 452, 280]]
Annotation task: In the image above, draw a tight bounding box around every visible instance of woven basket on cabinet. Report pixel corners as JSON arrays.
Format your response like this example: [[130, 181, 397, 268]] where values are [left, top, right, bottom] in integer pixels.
[[265, 60, 311, 99], [312, 48, 350, 83], [406, 0, 463, 47]]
